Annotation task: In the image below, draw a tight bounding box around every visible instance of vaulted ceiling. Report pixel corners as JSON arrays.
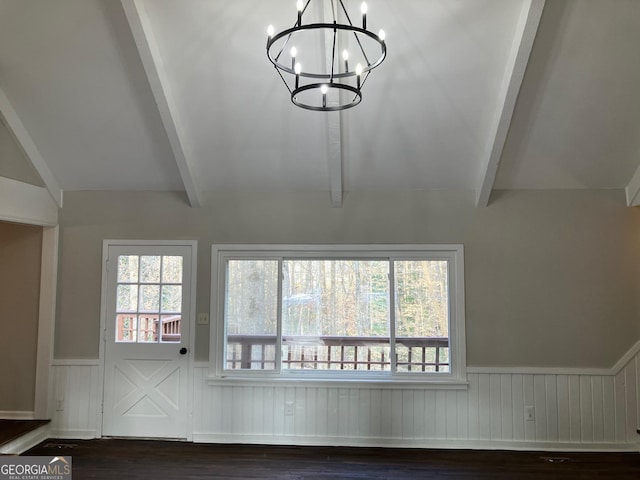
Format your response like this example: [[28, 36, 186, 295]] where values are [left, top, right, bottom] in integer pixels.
[[1, 0, 639, 209]]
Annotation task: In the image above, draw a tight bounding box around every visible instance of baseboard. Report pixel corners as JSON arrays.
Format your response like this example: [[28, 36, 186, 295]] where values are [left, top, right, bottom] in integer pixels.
[[191, 433, 636, 452], [0, 411, 35, 420], [49, 429, 98, 440], [0, 424, 49, 455]]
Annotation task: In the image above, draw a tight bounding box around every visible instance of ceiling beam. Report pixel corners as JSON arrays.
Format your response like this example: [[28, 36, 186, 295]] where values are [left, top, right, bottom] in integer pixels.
[[327, 113, 344, 207], [476, 0, 545, 207], [626, 161, 640, 206], [0, 86, 63, 208], [0, 176, 58, 226], [121, 0, 202, 207], [319, 0, 344, 207]]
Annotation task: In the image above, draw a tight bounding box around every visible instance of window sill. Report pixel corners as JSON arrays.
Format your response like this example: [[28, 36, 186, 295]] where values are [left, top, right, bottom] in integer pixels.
[[206, 374, 468, 390]]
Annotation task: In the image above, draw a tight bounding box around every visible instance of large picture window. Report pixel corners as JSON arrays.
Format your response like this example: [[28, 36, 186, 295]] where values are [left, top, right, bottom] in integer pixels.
[[212, 245, 466, 383]]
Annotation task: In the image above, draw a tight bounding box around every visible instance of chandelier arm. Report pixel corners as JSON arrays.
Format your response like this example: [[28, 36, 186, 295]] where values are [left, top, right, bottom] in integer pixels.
[[275, 65, 294, 94], [273, 32, 292, 63], [352, 29, 373, 68], [330, 24, 337, 81], [337, 0, 354, 27], [359, 70, 371, 89]]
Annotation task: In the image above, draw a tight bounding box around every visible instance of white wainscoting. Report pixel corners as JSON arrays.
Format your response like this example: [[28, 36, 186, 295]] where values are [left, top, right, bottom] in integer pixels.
[[50, 360, 101, 439], [50, 343, 640, 450]]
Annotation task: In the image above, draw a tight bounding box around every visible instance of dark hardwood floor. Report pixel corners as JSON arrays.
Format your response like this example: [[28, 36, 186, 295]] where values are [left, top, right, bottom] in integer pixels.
[[0, 420, 49, 447], [23, 439, 640, 479]]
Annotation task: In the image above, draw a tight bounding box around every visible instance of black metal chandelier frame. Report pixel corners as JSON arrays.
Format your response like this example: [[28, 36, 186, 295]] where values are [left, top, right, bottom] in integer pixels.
[[266, 0, 387, 112]]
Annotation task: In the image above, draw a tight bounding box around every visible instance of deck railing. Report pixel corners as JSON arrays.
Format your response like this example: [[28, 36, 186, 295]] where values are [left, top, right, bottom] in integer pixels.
[[116, 314, 181, 342], [226, 334, 449, 372]]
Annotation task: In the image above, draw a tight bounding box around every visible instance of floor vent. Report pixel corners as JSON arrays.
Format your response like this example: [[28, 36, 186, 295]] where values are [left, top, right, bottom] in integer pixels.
[[540, 456, 573, 464], [41, 443, 77, 449]]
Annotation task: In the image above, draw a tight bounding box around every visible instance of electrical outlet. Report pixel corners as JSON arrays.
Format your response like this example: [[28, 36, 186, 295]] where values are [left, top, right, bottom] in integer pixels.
[[197, 313, 209, 325], [285, 401, 294, 416], [56, 399, 64, 411], [525, 405, 535, 421]]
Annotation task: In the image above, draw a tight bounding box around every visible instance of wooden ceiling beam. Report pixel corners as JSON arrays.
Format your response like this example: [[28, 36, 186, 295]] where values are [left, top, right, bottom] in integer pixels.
[[121, 0, 202, 207], [476, 0, 545, 207], [0, 86, 63, 208]]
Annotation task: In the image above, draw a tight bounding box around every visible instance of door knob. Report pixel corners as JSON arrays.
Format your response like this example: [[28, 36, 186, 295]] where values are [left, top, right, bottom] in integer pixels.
[[179, 347, 188, 355]]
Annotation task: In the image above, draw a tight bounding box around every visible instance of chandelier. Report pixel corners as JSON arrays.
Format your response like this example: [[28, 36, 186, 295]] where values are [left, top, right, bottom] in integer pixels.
[[266, 0, 387, 112]]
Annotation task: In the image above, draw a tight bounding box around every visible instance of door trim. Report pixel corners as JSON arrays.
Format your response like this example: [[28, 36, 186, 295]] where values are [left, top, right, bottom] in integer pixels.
[[97, 239, 197, 440]]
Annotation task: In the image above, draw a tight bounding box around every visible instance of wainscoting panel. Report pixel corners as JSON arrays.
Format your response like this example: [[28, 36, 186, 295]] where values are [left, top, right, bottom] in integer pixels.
[[51, 344, 640, 450], [50, 362, 100, 439]]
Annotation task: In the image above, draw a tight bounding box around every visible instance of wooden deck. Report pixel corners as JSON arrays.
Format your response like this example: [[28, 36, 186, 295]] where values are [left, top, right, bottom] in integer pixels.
[[24, 438, 640, 479]]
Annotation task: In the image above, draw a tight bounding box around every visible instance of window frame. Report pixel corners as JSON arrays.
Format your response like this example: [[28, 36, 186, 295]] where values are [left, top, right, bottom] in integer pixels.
[[210, 245, 467, 386]]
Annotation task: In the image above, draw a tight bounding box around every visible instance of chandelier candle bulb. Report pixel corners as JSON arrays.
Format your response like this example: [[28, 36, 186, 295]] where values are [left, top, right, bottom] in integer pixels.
[[361, 2, 368, 29], [321, 84, 328, 108], [297, 0, 303, 26], [267, 25, 274, 39], [342, 50, 349, 72], [294, 62, 302, 89], [291, 46, 297, 70], [379, 29, 386, 42], [355, 63, 363, 89]]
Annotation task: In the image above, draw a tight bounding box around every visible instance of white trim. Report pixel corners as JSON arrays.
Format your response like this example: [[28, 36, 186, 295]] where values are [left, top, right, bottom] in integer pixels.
[[191, 433, 636, 452], [476, 0, 545, 207], [0, 87, 62, 207], [51, 359, 101, 367], [467, 366, 613, 376], [35, 226, 58, 420], [50, 429, 98, 440], [611, 339, 640, 374], [468, 339, 640, 377], [0, 411, 35, 420], [98, 239, 198, 440], [210, 244, 466, 384], [120, 0, 202, 207], [0, 424, 50, 455], [0, 177, 58, 226], [625, 161, 640, 206], [206, 376, 468, 390]]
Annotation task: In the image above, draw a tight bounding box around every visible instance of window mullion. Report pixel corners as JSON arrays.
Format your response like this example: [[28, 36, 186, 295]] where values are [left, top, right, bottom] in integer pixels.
[[276, 257, 284, 374], [388, 259, 397, 374]]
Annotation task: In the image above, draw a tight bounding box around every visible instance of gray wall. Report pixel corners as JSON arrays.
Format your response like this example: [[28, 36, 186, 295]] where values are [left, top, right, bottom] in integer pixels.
[[0, 221, 42, 411], [55, 189, 640, 368]]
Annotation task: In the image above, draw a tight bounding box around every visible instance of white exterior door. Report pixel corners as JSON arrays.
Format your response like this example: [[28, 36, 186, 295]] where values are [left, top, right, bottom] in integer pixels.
[[101, 242, 195, 439]]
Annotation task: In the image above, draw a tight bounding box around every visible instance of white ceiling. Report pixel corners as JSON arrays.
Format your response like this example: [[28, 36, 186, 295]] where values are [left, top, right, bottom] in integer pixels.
[[0, 0, 639, 207]]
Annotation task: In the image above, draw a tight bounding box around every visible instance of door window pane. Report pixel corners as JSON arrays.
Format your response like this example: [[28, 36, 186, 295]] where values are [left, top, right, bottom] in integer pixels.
[[140, 256, 161, 283], [161, 285, 182, 313], [139, 285, 160, 312], [160, 315, 181, 343], [117, 255, 138, 283], [117, 284, 138, 312], [162, 256, 183, 283], [138, 314, 158, 342], [116, 314, 137, 342]]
